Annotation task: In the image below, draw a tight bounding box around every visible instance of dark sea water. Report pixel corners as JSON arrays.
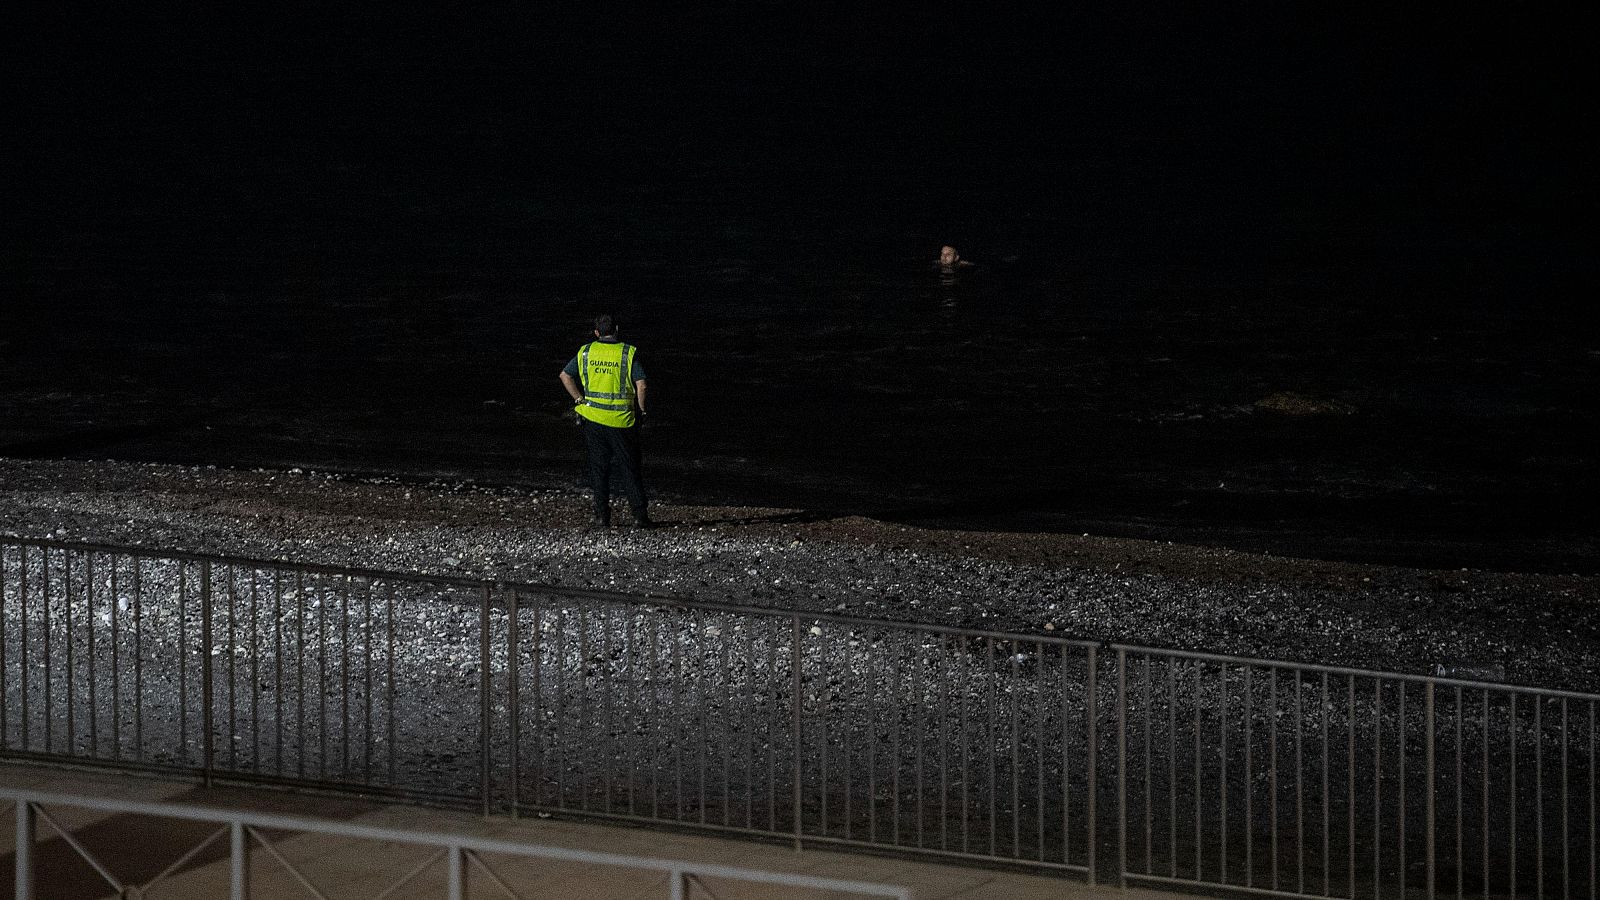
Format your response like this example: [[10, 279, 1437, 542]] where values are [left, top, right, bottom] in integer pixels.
[[6, 13, 1598, 571]]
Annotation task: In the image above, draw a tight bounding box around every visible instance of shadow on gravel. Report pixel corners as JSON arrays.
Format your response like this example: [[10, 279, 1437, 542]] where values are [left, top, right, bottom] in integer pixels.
[[0, 412, 229, 460]]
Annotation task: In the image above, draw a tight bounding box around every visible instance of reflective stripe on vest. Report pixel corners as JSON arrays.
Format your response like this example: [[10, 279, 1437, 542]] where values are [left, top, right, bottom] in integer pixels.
[[576, 341, 637, 428]]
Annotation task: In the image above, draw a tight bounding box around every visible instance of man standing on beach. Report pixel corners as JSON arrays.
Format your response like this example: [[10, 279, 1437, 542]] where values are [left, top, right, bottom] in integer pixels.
[[559, 315, 653, 529]]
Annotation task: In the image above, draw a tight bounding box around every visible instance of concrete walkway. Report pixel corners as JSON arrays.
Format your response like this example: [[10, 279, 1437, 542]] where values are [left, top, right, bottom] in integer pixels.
[[0, 763, 1205, 899]]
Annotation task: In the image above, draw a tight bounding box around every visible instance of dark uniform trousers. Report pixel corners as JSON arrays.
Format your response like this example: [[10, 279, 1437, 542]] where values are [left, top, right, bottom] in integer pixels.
[[583, 418, 647, 521]]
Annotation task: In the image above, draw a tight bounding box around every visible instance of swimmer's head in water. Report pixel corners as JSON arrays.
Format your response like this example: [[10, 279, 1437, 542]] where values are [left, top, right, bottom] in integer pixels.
[[939, 245, 960, 267]]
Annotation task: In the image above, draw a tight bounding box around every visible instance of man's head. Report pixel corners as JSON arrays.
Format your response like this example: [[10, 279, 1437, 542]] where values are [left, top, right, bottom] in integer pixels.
[[593, 314, 618, 338], [939, 245, 960, 267]]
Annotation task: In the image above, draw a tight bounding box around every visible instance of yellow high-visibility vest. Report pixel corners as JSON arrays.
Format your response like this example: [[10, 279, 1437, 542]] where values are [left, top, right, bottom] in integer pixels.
[[575, 341, 638, 428]]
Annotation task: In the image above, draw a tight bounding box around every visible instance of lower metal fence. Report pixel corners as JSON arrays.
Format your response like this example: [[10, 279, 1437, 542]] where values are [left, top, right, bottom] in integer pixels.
[[1, 786, 912, 899], [1, 537, 1596, 898]]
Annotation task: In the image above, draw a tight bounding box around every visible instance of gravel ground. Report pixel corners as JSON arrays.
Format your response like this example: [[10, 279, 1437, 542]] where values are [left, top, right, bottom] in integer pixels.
[[2, 456, 1596, 889], [1, 458, 1595, 693]]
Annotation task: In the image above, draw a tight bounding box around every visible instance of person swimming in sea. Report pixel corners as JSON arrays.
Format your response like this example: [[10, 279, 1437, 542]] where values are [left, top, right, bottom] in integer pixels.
[[937, 245, 975, 272]]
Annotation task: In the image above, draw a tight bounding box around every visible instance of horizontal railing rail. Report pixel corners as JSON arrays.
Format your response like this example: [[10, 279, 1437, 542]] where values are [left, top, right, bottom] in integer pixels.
[[1, 786, 913, 899], [1, 535, 1597, 898]]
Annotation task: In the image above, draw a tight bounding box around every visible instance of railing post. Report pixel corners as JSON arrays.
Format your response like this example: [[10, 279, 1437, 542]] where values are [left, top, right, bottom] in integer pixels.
[[1425, 681, 1435, 900], [14, 801, 35, 900], [231, 820, 250, 900], [480, 585, 493, 819], [448, 845, 466, 900], [792, 617, 803, 851], [202, 561, 214, 786], [1116, 647, 1127, 889], [1086, 645, 1097, 884], [508, 590, 521, 819], [669, 868, 687, 900]]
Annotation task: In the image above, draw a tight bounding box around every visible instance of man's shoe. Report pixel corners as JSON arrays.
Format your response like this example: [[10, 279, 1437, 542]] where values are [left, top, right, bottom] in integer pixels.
[[588, 515, 610, 530], [629, 513, 655, 530]]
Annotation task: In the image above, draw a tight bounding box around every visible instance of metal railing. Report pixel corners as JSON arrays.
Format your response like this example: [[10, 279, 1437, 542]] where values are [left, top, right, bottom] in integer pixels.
[[1, 536, 1596, 898], [1, 786, 912, 899]]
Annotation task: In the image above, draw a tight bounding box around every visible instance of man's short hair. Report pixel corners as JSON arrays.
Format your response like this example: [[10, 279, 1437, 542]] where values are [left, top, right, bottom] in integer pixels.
[[594, 315, 618, 336]]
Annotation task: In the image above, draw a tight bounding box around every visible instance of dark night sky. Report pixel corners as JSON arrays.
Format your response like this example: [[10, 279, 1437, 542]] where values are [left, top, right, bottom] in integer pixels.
[[10, 5, 1595, 224]]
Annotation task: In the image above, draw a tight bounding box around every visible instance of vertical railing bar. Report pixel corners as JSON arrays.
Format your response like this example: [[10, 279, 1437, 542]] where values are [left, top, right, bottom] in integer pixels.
[[87, 554, 98, 757], [962, 635, 971, 855], [66, 551, 74, 755], [1009, 642, 1019, 857], [647, 612, 660, 822], [1375, 678, 1383, 900], [832, 627, 844, 839], [112, 554, 122, 761], [532, 594, 545, 812], [134, 559, 143, 761], [43, 549, 52, 754], [986, 637, 996, 858], [1117, 647, 1127, 889], [1270, 666, 1278, 894], [1427, 680, 1436, 900], [0, 545, 8, 751], [249, 570, 260, 774], [1457, 685, 1465, 900], [1321, 670, 1329, 897], [1562, 697, 1569, 900], [743, 617, 754, 830], [1482, 689, 1490, 900], [1062, 645, 1074, 867], [16, 799, 35, 900], [899, 637, 909, 850], [1510, 692, 1517, 900], [227, 565, 238, 771], [1143, 654, 1151, 874], [1588, 698, 1595, 900], [202, 561, 214, 785], [604, 604, 616, 814], [721, 613, 731, 828], [766, 618, 776, 834], [386, 584, 396, 787], [340, 575, 351, 779], [1348, 675, 1356, 899], [922, 637, 933, 852], [1536, 697, 1543, 900], [791, 616, 803, 850], [556, 603, 568, 810], [508, 590, 521, 818], [230, 819, 249, 900], [1166, 658, 1176, 879], [1086, 644, 1096, 883], [179, 561, 189, 764], [17, 547, 27, 752], [942, 634, 952, 855], [1221, 663, 1228, 886], [1401, 685, 1409, 900], [479, 584, 492, 818], [295, 570, 305, 778], [317, 577, 328, 779], [1244, 664, 1253, 889], [1034, 640, 1044, 862], [1195, 660, 1203, 883], [872, 629, 884, 844], [696, 610, 707, 826], [1295, 668, 1304, 896], [273, 571, 284, 776], [363, 581, 374, 783]]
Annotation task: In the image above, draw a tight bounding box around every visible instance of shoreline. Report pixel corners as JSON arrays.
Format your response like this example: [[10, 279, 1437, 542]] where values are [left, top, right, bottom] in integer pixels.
[[1, 457, 1597, 693]]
